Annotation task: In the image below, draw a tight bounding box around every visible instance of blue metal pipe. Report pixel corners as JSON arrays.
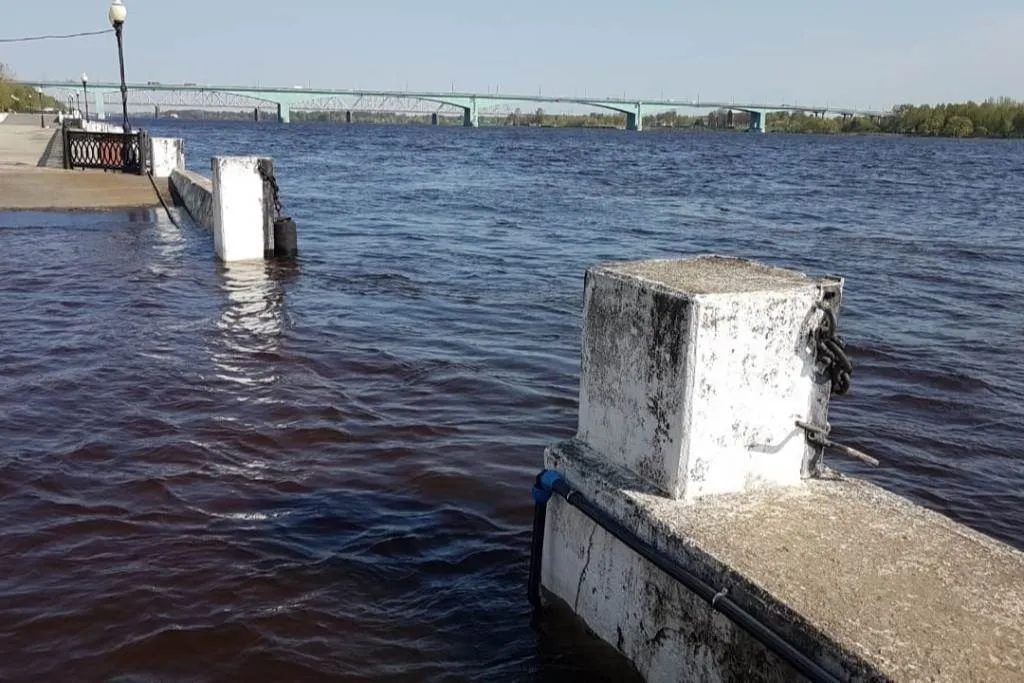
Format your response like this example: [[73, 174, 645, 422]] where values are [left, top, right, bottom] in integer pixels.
[[527, 472, 554, 609], [529, 469, 842, 683]]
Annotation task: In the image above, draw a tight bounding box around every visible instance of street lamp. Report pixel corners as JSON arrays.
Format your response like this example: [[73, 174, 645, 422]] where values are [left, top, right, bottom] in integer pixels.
[[37, 88, 44, 128], [109, 1, 129, 131], [108, 0, 131, 170], [81, 72, 89, 121]]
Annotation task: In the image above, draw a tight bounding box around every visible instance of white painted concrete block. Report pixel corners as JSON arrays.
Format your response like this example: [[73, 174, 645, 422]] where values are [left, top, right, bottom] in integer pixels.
[[211, 156, 267, 263], [578, 256, 840, 501], [150, 137, 184, 179]]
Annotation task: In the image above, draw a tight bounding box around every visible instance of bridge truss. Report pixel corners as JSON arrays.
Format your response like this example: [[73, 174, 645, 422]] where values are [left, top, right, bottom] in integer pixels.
[[39, 86, 527, 118]]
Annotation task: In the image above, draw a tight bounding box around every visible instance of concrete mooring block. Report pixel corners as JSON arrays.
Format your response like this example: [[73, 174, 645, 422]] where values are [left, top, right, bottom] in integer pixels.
[[211, 156, 270, 263], [539, 255, 1024, 683], [578, 256, 840, 502]]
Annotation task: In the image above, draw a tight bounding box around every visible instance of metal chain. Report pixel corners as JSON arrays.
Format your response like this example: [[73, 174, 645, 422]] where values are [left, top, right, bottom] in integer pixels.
[[814, 303, 852, 395], [257, 161, 283, 217], [799, 298, 879, 468]]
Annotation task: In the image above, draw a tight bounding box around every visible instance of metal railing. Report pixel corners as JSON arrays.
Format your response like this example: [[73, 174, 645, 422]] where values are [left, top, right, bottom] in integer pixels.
[[62, 124, 148, 175]]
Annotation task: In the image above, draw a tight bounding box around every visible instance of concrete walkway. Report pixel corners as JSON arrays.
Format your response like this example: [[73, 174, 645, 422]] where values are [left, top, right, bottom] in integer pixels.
[[0, 121, 61, 168], [0, 121, 165, 211]]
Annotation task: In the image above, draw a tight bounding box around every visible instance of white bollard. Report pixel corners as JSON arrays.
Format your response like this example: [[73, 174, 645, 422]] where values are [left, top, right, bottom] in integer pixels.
[[577, 255, 840, 501], [150, 137, 184, 179], [211, 156, 268, 263]]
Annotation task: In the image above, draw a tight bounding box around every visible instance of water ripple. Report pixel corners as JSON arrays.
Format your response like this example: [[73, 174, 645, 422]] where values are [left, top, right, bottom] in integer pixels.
[[0, 124, 1021, 681]]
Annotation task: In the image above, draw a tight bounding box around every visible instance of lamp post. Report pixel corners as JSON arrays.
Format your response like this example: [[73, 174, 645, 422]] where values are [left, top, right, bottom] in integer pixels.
[[37, 88, 45, 128], [81, 74, 90, 122], [108, 0, 131, 170]]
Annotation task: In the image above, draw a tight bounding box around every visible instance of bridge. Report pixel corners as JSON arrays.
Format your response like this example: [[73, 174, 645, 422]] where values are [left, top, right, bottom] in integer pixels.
[[20, 80, 891, 132]]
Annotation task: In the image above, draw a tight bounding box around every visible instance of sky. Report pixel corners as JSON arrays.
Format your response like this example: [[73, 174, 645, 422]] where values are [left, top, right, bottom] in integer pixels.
[[3, 1, 1023, 110]]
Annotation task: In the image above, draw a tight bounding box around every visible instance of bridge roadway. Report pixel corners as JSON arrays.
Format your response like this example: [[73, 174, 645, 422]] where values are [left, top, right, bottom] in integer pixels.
[[21, 80, 891, 132]]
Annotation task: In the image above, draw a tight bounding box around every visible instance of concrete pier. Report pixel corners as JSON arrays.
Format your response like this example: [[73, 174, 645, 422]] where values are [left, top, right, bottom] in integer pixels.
[[462, 99, 479, 128], [626, 104, 644, 132], [538, 256, 1024, 682], [749, 110, 767, 133]]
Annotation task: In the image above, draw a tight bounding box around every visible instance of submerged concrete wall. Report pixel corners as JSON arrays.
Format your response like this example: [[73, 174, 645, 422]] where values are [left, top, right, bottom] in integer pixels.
[[170, 168, 214, 231], [540, 256, 1024, 682]]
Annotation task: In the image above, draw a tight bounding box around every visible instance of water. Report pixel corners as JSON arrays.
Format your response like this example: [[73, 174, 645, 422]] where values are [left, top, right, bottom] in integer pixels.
[[2, 122, 1022, 681]]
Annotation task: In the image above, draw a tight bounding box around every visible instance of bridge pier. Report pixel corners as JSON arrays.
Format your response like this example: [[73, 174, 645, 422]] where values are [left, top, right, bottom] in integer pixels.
[[277, 102, 290, 124], [254, 108, 260, 122], [462, 98, 479, 127], [154, 105, 160, 119], [431, 112, 439, 126], [748, 110, 767, 133], [625, 102, 644, 131], [345, 110, 353, 124], [94, 92, 106, 121]]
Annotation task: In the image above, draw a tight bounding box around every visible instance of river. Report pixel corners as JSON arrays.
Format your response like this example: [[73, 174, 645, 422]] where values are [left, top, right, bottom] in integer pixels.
[[1, 121, 1021, 681]]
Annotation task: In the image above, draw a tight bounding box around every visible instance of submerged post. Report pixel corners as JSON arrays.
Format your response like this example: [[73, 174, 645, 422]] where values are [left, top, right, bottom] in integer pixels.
[[211, 156, 270, 262]]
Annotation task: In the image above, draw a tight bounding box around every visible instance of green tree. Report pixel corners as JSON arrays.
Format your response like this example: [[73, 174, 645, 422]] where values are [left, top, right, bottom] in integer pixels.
[[1014, 112, 1024, 135], [942, 115, 974, 138], [0, 63, 63, 112]]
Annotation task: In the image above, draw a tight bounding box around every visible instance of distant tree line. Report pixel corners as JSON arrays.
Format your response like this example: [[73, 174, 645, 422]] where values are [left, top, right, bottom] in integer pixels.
[[150, 100, 1024, 139], [158, 102, 1024, 138], [490, 104, 1024, 137], [765, 98, 1024, 138]]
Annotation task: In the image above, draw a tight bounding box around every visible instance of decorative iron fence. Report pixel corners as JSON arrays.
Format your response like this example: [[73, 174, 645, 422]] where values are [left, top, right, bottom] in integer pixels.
[[63, 126, 148, 175]]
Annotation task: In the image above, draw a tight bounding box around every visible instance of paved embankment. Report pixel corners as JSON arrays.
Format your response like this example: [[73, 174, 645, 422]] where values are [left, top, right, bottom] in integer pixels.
[[0, 121, 165, 211]]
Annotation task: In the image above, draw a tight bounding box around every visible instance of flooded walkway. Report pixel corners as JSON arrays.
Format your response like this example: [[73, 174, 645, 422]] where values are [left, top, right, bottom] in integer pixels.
[[0, 120, 164, 211]]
